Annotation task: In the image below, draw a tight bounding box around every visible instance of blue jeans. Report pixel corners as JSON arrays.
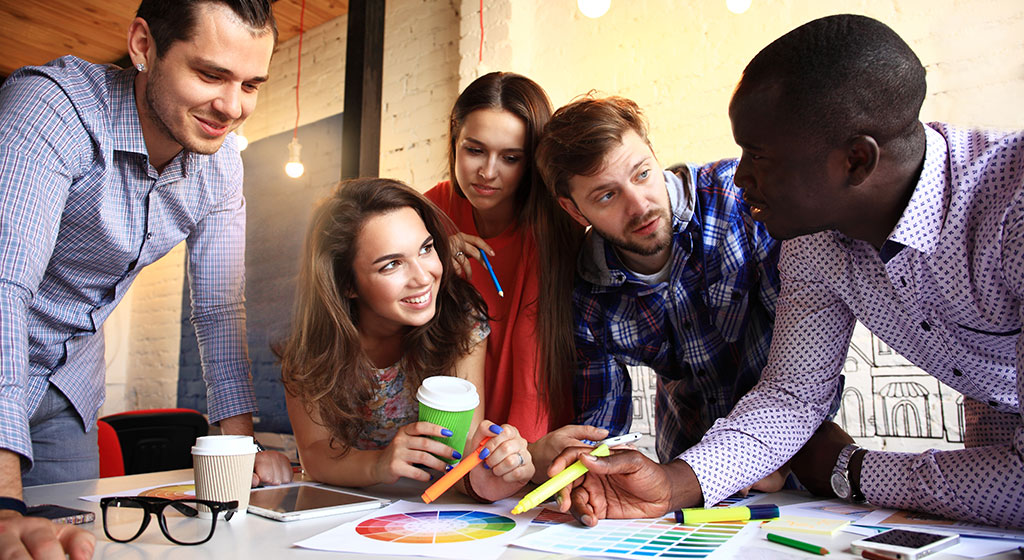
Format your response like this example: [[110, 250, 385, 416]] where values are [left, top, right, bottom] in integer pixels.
[[22, 384, 98, 487]]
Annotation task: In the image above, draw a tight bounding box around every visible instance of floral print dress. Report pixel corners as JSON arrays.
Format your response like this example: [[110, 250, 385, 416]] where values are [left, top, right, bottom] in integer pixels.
[[354, 321, 489, 450]]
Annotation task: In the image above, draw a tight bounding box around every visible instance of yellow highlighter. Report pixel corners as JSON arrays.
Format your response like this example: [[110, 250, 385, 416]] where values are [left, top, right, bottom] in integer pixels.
[[511, 444, 610, 515]]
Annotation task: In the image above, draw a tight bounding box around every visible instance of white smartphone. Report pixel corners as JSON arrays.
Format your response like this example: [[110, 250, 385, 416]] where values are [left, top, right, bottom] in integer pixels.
[[248, 484, 388, 522], [600, 432, 643, 447], [850, 528, 959, 560]]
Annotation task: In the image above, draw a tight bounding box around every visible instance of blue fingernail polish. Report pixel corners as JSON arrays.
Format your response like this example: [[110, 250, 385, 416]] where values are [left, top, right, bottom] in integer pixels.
[[484, 463, 491, 469], [489, 424, 503, 435], [452, 450, 462, 459], [441, 428, 454, 437], [445, 464, 453, 472], [479, 447, 491, 459]]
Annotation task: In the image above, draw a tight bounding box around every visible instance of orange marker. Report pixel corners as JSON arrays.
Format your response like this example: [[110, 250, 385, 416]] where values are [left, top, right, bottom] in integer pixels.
[[421, 437, 492, 503]]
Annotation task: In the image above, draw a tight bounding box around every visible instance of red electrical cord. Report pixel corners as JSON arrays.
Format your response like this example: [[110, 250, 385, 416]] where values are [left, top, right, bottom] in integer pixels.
[[293, 0, 305, 140], [478, 0, 484, 63]]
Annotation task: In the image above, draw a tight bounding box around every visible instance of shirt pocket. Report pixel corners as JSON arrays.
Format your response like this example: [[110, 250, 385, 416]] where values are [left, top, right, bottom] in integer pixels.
[[949, 323, 1019, 390], [704, 264, 753, 342]]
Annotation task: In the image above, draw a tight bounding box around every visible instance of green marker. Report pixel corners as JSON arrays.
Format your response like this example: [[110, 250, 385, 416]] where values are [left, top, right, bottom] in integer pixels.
[[766, 532, 829, 555], [510, 444, 610, 514]]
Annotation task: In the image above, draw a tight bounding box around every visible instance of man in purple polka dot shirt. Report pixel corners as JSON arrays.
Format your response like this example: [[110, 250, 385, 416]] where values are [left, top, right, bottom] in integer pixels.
[[551, 14, 1024, 529]]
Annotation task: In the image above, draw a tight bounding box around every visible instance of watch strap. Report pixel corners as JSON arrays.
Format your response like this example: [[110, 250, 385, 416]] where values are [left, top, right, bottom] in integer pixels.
[[834, 443, 858, 474], [832, 443, 865, 502], [848, 448, 867, 502]]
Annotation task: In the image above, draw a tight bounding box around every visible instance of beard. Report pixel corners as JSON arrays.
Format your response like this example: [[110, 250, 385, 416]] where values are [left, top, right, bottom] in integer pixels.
[[591, 208, 673, 257], [144, 67, 230, 156]]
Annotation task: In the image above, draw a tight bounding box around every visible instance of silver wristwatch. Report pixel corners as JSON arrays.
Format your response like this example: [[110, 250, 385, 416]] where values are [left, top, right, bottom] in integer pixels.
[[830, 443, 865, 502]]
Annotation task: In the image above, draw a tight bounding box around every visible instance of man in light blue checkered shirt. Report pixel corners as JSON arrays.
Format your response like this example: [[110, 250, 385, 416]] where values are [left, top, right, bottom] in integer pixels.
[[0, 2, 293, 555]]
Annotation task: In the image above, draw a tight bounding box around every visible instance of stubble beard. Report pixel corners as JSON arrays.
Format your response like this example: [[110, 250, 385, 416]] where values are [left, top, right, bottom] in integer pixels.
[[144, 68, 226, 156], [594, 208, 673, 257]]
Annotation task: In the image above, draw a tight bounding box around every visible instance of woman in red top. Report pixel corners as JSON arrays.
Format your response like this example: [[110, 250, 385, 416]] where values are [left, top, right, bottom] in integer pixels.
[[425, 73, 606, 476]]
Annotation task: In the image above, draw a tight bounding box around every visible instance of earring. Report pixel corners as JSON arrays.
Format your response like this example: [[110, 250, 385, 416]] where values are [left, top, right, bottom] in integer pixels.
[[135, 62, 146, 72]]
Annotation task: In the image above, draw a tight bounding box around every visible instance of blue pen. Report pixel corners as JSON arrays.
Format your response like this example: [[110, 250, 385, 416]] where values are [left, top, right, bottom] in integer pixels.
[[478, 250, 504, 298]]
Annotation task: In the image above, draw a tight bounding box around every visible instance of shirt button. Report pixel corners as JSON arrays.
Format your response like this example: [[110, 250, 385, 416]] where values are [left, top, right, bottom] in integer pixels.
[[146, 232, 153, 240], [920, 321, 931, 332], [952, 369, 963, 377]]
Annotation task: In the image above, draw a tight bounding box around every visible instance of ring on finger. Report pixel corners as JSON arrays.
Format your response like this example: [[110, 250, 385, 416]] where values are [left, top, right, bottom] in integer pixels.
[[516, 452, 525, 467], [456, 251, 465, 259]]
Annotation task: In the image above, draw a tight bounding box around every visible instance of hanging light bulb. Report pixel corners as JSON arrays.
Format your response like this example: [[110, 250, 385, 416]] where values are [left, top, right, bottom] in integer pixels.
[[726, 0, 751, 14], [285, 137, 304, 178], [284, 0, 306, 179], [235, 124, 249, 151], [577, 0, 610, 18]]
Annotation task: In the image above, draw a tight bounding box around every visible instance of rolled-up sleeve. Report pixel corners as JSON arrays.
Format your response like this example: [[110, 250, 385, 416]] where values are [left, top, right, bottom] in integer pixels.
[[186, 155, 256, 424]]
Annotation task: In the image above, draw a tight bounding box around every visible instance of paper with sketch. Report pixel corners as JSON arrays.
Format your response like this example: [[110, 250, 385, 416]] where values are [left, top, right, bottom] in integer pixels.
[[779, 498, 879, 521], [294, 499, 535, 560], [79, 479, 321, 503], [79, 480, 195, 502], [855, 508, 1024, 541]]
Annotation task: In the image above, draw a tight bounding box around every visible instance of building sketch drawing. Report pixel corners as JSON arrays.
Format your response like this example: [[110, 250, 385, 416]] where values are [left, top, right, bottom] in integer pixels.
[[628, 322, 965, 455]]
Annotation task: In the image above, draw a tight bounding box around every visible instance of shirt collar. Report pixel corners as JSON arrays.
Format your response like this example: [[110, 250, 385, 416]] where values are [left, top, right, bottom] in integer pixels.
[[108, 66, 202, 178], [668, 168, 696, 233], [109, 67, 148, 156], [879, 125, 950, 260]]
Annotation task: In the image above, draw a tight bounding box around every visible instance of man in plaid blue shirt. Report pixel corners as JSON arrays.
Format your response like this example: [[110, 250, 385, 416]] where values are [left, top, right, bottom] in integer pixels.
[[0, 2, 294, 556], [536, 96, 782, 464]]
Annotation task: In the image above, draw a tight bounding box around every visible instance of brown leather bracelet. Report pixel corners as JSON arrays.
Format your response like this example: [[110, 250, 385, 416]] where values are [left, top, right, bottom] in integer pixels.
[[463, 473, 494, 504], [0, 497, 27, 515]]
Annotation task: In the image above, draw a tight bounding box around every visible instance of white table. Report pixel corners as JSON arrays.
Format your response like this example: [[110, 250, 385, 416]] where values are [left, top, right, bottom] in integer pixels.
[[23, 469, 1020, 559]]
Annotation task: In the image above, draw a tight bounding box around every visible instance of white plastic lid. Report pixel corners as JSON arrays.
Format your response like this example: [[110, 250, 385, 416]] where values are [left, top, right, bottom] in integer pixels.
[[191, 435, 258, 456], [415, 376, 479, 412]]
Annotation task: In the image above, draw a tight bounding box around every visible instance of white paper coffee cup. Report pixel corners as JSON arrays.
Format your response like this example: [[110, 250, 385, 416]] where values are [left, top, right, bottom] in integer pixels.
[[192, 435, 257, 518]]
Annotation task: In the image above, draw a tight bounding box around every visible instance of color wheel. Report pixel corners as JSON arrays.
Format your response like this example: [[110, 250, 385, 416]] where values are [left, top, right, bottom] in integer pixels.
[[138, 484, 195, 500], [355, 510, 515, 544]]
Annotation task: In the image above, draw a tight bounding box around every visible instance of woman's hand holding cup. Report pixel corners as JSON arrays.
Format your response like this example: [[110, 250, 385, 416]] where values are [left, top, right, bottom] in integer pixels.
[[373, 421, 461, 484]]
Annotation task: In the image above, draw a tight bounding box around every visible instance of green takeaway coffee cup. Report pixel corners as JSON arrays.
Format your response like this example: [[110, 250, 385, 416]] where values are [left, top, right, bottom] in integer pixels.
[[416, 376, 479, 465]]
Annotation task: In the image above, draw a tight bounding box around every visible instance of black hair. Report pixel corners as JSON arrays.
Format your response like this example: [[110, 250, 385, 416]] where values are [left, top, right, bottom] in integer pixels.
[[137, 0, 278, 57], [733, 14, 925, 146]]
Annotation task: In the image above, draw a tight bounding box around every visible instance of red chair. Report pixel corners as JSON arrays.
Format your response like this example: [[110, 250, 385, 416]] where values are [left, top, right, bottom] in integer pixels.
[[99, 408, 208, 475], [96, 420, 125, 478]]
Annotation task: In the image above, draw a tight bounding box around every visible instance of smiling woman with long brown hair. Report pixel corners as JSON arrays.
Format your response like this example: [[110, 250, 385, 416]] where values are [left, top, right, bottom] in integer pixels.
[[276, 178, 534, 500]]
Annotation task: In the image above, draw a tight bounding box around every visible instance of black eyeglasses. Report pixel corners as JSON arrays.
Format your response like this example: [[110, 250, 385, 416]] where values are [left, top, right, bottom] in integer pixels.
[[100, 496, 237, 545]]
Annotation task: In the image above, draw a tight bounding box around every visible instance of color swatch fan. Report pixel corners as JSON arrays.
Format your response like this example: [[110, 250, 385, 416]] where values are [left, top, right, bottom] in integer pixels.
[[295, 499, 535, 560], [512, 514, 759, 559]]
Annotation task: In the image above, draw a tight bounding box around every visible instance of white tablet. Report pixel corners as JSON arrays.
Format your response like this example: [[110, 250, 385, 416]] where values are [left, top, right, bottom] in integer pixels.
[[248, 484, 388, 522]]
